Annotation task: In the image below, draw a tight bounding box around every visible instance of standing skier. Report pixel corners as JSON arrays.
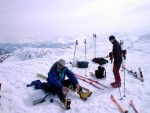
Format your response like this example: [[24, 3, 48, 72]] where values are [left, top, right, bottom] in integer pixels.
[[47, 59, 92, 109], [109, 36, 122, 88]]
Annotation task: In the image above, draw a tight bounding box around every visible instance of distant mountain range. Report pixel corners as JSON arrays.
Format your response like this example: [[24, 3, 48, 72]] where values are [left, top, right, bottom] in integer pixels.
[[0, 42, 74, 53], [0, 42, 73, 63]]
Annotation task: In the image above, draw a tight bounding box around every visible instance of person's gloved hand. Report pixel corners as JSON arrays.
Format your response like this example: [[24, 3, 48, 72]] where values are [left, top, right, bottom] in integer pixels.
[[122, 50, 126, 60], [109, 52, 113, 63]]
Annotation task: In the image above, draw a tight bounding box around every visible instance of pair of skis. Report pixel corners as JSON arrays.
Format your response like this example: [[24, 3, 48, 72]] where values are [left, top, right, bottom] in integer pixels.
[[123, 67, 144, 82], [111, 95, 139, 113], [74, 73, 109, 90], [36, 73, 90, 92], [36, 73, 91, 109]]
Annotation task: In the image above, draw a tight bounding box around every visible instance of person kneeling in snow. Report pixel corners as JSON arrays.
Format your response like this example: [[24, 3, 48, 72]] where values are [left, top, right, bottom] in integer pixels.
[[47, 59, 92, 109]]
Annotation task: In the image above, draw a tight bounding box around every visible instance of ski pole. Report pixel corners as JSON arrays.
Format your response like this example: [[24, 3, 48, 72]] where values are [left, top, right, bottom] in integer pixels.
[[123, 60, 126, 97], [0, 83, 1, 98], [119, 87, 123, 100], [84, 39, 87, 77], [0, 83, 1, 106], [93, 34, 96, 58], [72, 40, 78, 70], [120, 40, 126, 97], [121, 40, 126, 97]]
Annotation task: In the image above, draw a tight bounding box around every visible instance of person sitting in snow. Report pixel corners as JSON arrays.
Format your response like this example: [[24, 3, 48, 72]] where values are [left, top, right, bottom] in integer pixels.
[[109, 36, 122, 88], [47, 59, 92, 109]]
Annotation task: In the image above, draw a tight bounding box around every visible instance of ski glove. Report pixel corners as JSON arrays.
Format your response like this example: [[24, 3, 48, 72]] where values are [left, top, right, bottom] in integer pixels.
[[109, 52, 113, 63], [122, 50, 126, 60]]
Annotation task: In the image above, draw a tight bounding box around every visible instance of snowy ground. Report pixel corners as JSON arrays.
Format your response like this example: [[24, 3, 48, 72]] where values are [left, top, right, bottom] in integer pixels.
[[0, 37, 150, 113]]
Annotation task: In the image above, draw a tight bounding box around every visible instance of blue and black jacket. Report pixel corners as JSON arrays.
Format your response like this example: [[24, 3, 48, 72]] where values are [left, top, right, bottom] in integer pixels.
[[47, 62, 79, 89]]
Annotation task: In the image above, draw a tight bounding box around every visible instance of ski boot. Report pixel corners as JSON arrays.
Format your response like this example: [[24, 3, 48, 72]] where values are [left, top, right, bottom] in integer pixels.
[[112, 82, 121, 88], [61, 98, 71, 110], [78, 91, 92, 101], [110, 81, 116, 86]]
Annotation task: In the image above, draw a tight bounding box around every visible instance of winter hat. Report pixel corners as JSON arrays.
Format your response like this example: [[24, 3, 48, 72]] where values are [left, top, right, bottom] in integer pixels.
[[109, 35, 115, 41], [58, 59, 66, 67]]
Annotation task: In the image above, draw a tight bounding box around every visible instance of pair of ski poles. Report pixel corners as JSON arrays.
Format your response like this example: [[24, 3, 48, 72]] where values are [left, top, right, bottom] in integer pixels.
[[72, 39, 87, 77]]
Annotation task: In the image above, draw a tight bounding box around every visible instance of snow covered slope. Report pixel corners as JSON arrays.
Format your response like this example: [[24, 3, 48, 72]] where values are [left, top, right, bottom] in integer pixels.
[[0, 37, 150, 113]]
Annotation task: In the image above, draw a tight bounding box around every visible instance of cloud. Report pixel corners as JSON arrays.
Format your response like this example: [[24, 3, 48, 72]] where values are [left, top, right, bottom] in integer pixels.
[[0, 0, 150, 43]]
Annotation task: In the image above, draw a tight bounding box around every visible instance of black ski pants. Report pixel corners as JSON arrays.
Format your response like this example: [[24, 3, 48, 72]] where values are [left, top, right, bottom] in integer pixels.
[[48, 79, 81, 101]]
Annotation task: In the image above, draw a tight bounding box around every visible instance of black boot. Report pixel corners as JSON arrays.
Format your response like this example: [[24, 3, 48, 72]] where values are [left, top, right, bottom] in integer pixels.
[[61, 98, 71, 110]]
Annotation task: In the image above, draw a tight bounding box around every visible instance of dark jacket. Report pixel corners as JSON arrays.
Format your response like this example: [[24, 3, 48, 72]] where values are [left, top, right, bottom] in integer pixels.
[[112, 40, 122, 64], [47, 62, 79, 89]]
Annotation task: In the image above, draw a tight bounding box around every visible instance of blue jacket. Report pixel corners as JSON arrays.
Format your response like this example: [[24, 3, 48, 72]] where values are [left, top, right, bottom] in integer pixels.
[[47, 62, 79, 89]]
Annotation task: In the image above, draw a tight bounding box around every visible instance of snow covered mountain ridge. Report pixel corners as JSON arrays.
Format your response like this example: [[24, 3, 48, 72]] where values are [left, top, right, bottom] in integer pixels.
[[1, 35, 149, 63], [0, 37, 150, 113]]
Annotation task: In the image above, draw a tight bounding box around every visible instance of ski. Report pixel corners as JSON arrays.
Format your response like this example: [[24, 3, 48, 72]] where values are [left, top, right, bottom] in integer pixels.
[[130, 100, 139, 113], [76, 76, 104, 90], [138, 67, 144, 82], [111, 95, 128, 113], [74, 73, 109, 89], [37, 73, 47, 80], [37, 74, 90, 92], [122, 67, 143, 82]]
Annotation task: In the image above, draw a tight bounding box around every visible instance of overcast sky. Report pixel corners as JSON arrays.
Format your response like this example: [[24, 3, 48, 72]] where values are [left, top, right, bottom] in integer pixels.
[[0, 0, 150, 43]]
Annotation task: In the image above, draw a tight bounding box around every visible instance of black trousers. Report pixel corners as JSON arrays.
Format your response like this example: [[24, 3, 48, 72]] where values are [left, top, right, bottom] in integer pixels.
[[47, 79, 80, 101]]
